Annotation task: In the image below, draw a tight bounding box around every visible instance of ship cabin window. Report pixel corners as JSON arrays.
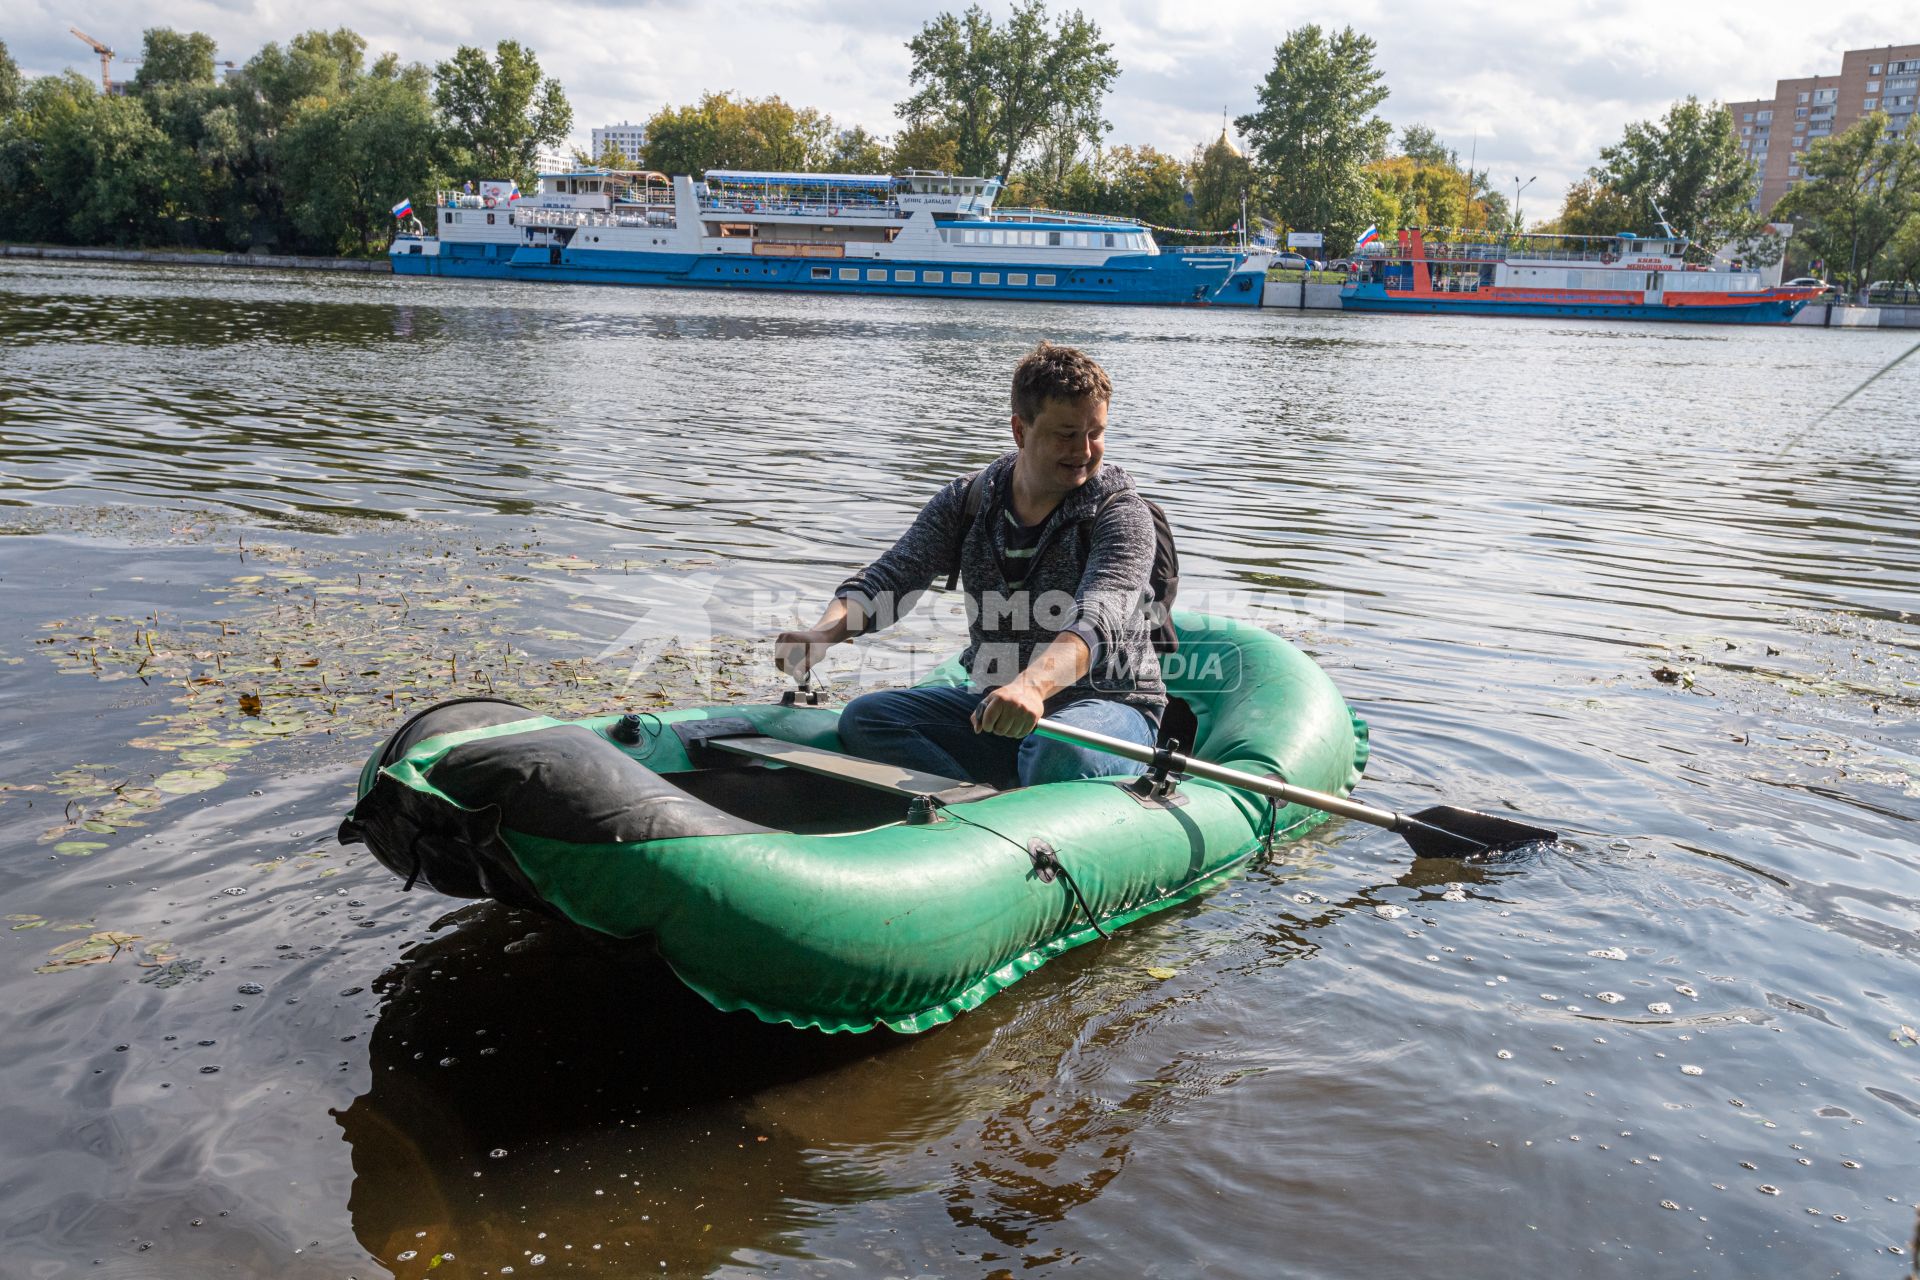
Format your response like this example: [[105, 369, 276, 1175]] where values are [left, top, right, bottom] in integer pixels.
[[925, 270, 944, 282], [1037, 273, 1056, 286], [952, 270, 973, 283], [839, 267, 859, 280], [1103, 233, 1116, 247], [867, 268, 886, 281], [980, 272, 1001, 284], [895, 270, 915, 282], [444, 211, 453, 225], [1009, 273, 1029, 285], [1048, 231, 1062, 246], [812, 266, 832, 279]]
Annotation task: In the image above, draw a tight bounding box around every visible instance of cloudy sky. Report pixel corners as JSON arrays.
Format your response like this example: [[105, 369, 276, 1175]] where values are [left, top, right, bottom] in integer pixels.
[[8, 0, 1909, 211]]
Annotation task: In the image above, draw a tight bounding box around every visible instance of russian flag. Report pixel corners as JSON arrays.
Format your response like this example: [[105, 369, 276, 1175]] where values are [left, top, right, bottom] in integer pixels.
[[1355, 225, 1379, 250], [391, 197, 413, 219], [507, 181, 522, 203]]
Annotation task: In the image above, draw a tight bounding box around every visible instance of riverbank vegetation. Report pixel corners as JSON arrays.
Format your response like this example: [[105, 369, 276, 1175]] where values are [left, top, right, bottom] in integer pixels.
[[0, 31, 568, 256]]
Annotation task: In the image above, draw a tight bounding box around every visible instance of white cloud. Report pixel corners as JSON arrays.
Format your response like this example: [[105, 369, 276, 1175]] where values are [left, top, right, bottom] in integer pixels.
[[4, 0, 1903, 210]]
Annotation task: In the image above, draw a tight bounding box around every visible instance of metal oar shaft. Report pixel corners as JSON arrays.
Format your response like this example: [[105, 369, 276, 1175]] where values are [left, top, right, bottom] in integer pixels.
[[1032, 717, 1406, 833]]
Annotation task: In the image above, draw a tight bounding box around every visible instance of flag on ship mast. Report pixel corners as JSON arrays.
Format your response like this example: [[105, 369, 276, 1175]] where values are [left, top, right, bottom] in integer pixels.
[[507, 181, 522, 203], [1355, 225, 1380, 250], [391, 198, 413, 219]]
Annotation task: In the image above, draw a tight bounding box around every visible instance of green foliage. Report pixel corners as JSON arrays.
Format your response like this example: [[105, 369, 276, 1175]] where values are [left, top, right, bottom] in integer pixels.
[[1590, 97, 1764, 254], [1547, 176, 1638, 237], [133, 29, 218, 90], [1773, 112, 1920, 289], [1090, 145, 1188, 227], [0, 72, 180, 246], [1187, 133, 1253, 233], [0, 39, 24, 117], [899, 1, 1118, 183], [828, 125, 891, 173], [433, 40, 571, 191], [1236, 25, 1392, 253], [278, 55, 440, 254], [640, 92, 836, 175], [1397, 123, 1454, 169], [0, 25, 456, 255], [890, 120, 959, 173], [1366, 155, 1469, 232]]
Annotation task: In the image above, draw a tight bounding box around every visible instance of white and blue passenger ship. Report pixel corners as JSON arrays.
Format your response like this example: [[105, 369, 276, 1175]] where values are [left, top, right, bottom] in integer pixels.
[[391, 168, 1271, 307]]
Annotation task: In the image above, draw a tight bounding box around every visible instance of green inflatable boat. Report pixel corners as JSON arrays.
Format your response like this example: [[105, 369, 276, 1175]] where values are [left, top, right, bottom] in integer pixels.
[[338, 612, 1368, 1033]]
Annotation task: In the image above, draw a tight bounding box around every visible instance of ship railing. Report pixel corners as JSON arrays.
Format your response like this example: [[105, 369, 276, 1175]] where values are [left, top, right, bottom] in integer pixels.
[[698, 196, 907, 220], [991, 206, 1138, 228]]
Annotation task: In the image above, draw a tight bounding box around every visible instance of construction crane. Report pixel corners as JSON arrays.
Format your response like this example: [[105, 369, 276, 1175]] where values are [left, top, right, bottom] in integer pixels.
[[69, 26, 120, 93]]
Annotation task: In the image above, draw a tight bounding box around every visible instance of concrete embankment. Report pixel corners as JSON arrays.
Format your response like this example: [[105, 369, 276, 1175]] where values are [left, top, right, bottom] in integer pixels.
[[1791, 301, 1920, 329], [2, 244, 388, 273], [1261, 280, 1345, 310]]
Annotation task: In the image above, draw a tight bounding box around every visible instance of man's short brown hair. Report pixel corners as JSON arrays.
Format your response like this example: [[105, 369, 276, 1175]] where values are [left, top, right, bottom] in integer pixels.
[[1011, 341, 1112, 422]]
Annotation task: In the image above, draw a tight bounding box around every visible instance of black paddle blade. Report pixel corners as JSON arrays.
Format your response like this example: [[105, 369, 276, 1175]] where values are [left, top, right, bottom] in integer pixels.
[[1402, 806, 1559, 859]]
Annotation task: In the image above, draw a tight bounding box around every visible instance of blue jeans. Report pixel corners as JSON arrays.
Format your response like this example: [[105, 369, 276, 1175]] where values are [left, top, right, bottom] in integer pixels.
[[836, 685, 1156, 790]]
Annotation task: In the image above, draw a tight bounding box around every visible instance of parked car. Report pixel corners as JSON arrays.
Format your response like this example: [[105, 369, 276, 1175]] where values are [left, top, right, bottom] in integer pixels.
[[1272, 252, 1320, 272], [1868, 280, 1918, 302], [1784, 277, 1829, 290], [1325, 258, 1361, 272]]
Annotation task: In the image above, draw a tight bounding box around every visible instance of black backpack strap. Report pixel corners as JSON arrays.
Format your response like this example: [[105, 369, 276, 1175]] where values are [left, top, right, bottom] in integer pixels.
[[943, 469, 988, 592]]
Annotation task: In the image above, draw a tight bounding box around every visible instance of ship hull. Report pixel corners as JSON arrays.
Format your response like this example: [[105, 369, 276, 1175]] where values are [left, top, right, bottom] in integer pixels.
[[391, 240, 1263, 307], [1339, 290, 1807, 324]]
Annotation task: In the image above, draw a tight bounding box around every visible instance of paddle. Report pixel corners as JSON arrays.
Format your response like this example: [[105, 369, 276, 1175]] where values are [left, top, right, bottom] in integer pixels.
[[1032, 717, 1557, 859]]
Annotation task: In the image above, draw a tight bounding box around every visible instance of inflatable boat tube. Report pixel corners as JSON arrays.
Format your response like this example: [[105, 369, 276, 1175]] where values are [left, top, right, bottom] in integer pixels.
[[339, 612, 1369, 1033]]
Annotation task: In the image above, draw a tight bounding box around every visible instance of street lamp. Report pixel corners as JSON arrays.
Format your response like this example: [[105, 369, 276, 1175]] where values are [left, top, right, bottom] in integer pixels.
[[1513, 175, 1537, 233]]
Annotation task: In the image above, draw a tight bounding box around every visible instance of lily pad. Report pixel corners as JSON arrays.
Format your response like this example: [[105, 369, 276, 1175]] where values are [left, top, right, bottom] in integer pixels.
[[35, 931, 141, 972], [153, 768, 227, 796], [52, 841, 108, 857]]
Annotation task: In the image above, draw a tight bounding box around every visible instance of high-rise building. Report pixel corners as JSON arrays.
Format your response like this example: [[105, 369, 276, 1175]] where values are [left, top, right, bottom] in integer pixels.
[[591, 122, 648, 165], [1734, 42, 1919, 214]]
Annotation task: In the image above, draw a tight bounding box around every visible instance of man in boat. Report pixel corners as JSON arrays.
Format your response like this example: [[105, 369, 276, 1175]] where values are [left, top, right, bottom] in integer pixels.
[[775, 341, 1164, 789]]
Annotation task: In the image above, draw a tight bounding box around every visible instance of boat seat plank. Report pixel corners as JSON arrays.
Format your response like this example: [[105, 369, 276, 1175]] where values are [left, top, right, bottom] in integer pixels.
[[707, 735, 995, 804]]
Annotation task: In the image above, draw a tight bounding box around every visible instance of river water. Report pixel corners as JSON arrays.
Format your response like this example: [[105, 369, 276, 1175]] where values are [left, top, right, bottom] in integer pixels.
[[1, 261, 1916, 1279]]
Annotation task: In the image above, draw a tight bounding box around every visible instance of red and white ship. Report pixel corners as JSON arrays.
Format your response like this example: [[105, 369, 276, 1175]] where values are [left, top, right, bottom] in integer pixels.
[[1342, 226, 1821, 324]]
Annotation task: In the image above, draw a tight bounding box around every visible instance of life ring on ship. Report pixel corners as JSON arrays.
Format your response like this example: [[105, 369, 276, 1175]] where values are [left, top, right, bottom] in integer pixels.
[[743, 200, 757, 213], [1599, 251, 1617, 264], [483, 196, 497, 209]]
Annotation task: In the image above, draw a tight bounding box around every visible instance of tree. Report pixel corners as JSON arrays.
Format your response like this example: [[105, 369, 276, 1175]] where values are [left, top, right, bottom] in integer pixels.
[[890, 120, 959, 173], [133, 29, 218, 91], [639, 92, 837, 175], [1188, 130, 1253, 232], [1549, 176, 1637, 237], [278, 54, 441, 254], [1774, 112, 1920, 290], [898, 1, 1118, 183], [1091, 145, 1188, 227], [828, 125, 890, 173], [1397, 123, 1454, 169], [1, 71, 180, 246], [1366, 155, 1469, 231], [433, 40, 570, 190], [0, 39, 24, 118], [1590, 97, 1764, 255], [1236, 24, 1392, 252]]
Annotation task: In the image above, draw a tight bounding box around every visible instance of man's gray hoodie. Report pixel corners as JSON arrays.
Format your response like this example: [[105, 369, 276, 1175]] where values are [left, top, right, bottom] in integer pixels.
[[836, 450, 1166, 722]]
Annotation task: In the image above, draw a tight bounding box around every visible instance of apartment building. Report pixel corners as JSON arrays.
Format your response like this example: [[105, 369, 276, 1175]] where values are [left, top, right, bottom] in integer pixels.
[[590, 122, 648, 166], [1733, 42, 1920, 213]]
